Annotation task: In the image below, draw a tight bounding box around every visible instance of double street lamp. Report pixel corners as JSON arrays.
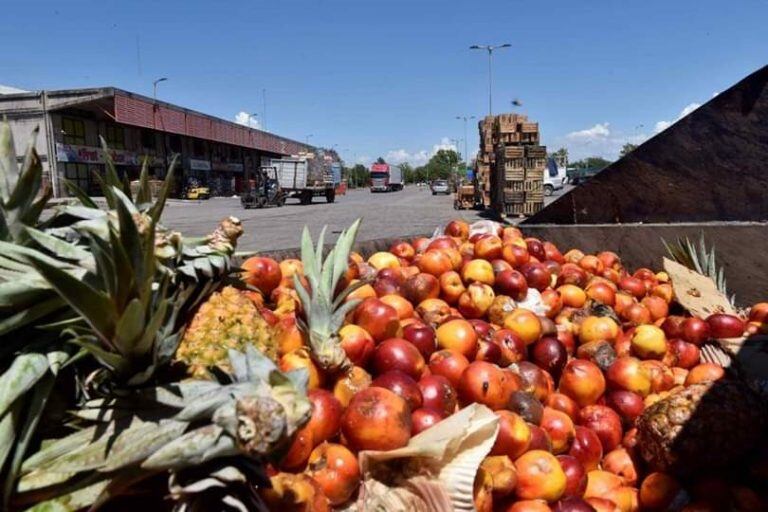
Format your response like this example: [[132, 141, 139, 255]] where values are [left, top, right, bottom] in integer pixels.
[[469, 44, 510, 116]]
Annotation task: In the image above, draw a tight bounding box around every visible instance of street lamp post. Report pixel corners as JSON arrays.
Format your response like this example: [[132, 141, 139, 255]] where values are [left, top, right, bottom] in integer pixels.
[[456, 115, 475, 171], [469, 44, 510, 116], [153, 77, 168, 101]]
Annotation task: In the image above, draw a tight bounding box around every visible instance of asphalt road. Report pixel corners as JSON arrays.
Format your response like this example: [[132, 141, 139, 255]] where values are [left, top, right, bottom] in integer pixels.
[[161, 185, 572, 254]]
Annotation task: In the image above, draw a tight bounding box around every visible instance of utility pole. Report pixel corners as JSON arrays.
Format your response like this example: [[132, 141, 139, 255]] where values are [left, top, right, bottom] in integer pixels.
[[469, 44, 510, 115], [262, 89, 267, 131]]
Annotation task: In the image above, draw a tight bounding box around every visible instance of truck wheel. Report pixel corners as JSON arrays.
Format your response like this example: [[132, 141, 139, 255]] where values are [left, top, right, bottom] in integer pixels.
[[326, 190, 336, 203], [544, 185, 554, 197], [277, 195, 285, 207], [300, 191, 312, 205]]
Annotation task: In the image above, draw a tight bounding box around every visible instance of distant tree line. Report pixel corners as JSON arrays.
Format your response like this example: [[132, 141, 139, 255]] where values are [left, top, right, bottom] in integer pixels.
[[342, 149, 467, 187]]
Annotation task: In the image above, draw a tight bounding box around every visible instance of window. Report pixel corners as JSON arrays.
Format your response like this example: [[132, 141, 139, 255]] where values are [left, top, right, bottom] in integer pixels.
[[103, 125, 125, 150], [61, 117, 86, 145], [192, 139, 205, 158], [63, 163, 90, 192], [141, 129, 155, 150], [547, 159, 558, 177], [169, 135, 182, 153]]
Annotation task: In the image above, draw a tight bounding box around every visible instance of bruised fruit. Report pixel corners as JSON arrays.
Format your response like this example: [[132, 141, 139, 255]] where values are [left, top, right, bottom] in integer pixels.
[[492, 410, 532, 459], [458, 361, 516, 410], [306, 442, 360, 505], [515, 450, 567, 502]]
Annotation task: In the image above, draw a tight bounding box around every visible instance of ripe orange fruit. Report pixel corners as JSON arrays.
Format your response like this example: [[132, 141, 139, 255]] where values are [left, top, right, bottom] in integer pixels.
[[503, 309, 543, 345]]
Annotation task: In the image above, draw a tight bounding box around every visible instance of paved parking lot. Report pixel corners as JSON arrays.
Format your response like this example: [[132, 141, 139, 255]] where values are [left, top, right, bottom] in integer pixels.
[[161, 185, 572, 253]]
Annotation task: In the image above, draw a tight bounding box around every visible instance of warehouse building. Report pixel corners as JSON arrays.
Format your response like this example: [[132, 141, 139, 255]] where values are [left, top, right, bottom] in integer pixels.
[[0, 87, 311, 198]]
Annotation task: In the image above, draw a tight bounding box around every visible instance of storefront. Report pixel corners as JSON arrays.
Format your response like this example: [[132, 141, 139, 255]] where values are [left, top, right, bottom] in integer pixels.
[[55, 142, 161, 195]]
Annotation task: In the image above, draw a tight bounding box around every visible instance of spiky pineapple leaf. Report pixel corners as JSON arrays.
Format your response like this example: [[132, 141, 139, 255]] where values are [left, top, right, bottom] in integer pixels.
[[148, 155, 177, 223], [0, 353, 49, 416], [3, 373, 54, 506], [63, 179, 98, 209], [27, 256, 117, 345]]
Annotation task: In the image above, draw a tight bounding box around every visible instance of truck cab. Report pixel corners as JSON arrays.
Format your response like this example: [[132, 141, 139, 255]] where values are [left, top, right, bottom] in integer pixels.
[[544, 158, 567, 196], [369, 162, 404, 192]]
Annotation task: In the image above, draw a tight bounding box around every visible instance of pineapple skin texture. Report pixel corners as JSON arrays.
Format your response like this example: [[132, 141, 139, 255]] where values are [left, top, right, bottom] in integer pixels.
[[176, 286, 277, 377], [637, 380, 768, 474]]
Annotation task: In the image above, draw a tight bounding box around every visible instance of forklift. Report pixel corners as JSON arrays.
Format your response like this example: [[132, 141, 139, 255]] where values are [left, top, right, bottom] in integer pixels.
[[241, 166, 286, 209]]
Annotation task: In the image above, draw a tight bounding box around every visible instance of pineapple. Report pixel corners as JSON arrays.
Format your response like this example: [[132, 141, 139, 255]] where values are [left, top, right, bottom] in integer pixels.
[[0, 122, 242, 504], [293, 220, 365, 374], [176, 286, 277, 378], [637, 379, 767, 474], [16, 347, 312, 510], [638, 235, 768, 474]]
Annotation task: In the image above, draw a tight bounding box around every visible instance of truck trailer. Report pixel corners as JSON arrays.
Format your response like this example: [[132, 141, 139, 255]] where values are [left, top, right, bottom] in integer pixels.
[[271, 157, 336, 205], [370, 163, 404, 192]]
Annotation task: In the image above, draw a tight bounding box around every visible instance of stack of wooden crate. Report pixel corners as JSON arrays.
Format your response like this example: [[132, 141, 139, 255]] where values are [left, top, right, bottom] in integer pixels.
[[474, 112, 546, 217]]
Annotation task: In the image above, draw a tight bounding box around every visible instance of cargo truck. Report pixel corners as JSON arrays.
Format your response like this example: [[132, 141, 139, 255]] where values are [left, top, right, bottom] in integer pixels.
[[270, 157, 336, 205], [370, 163, 404, 192]]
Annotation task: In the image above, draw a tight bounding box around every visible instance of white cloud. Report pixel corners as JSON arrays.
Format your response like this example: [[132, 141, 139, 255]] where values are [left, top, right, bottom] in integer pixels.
[[382, 137, 459, 166], [234, 111, 261, 129], [554, 123, 648, 161], [566, 122, 611, 141], [654, 102, 701, 133], [654, 120, 673, 133]]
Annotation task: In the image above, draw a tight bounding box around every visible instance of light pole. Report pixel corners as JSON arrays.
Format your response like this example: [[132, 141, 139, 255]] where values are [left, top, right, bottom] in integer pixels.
[[305, 134, 313, 147], [153, 77, 168, 101], [456, 115, 475, 170], [469, 44, 510, 115], [449, 138, 461, 188]]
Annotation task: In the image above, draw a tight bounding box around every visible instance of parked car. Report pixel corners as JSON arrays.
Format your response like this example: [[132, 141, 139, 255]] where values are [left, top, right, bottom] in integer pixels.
[[544, 158, 567, 196], [430, 179, 450, 195]]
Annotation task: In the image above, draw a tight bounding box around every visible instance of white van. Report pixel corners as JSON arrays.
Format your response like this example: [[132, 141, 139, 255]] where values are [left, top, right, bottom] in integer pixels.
[[544, 158, 567, 196]]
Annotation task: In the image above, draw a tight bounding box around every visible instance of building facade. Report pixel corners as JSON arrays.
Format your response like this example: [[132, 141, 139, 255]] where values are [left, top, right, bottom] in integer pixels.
[[0, 87, 311, 198]]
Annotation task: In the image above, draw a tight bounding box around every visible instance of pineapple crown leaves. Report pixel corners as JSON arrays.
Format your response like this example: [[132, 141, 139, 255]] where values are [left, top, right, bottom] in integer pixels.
[[293, 219, 364, 372], [0, 122, 51, 244], [26, 185, 174, 383], [16, 348, 311, 508], [662, 233, 735, 306]]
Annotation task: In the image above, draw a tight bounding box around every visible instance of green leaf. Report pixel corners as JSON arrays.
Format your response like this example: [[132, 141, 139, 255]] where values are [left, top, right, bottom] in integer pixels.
[[28, 255, 117, 345], [3, 373, 55, 507], [0, 297, 67, 337], [63, 179, 98, 209], [0, 353, 49, 417], [24, 227, 92, 263], [69, 336, 126, 374], [135, 157, 152, 207], [0, 121, 20, 203], [148, 155, 177, 223], [0, 403, 19, 476], [141, 424, 237, 470], [5, 131, 42, 214], [114, 299, 144, 356], [99, 421, 187, 472]]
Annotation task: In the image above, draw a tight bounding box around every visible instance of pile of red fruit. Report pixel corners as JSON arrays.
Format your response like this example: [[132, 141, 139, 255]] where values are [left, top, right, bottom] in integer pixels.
[[250, 220, 767, 511]]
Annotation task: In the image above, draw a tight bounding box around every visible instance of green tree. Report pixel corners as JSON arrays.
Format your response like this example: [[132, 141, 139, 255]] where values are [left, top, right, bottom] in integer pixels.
[[344, 164, 369, 188], [423, 149, 461, 181], [400, 163, 415, 184], [551, 147, 568, 168], [569, 156, 612, 170], [619, 143, 638, 158]]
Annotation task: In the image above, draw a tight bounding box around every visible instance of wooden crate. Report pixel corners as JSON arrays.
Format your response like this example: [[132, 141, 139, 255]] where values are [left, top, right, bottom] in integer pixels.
[[525, 167, 544, 181], [523, 179, 542, 192], [525, 146, 547, 158], [501, 146, 525, 159], [498, 132, 522, 144], [526, 190, 544, 202], [504, 190, 525, 203], [521, 122, 539, 133], [525, 158, 547, 169], [523, 201, 544, 216], [520, 132, 540, 144], [506, 180, 525, 192], [504, 202, 526, 215], [504, 168, 525, 181]]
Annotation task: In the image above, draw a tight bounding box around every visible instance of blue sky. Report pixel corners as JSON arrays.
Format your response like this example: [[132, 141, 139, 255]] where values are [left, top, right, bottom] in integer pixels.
[[3, 0, 766, 165]]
